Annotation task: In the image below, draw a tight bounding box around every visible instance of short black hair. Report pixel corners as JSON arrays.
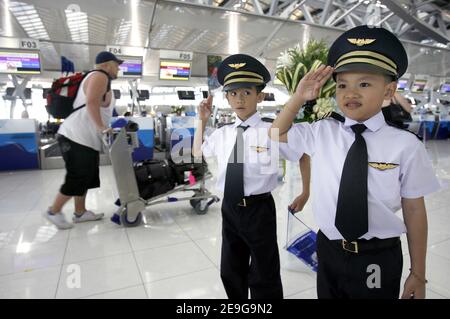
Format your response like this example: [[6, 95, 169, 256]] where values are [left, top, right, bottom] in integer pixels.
[[384, 74, 396, 83]]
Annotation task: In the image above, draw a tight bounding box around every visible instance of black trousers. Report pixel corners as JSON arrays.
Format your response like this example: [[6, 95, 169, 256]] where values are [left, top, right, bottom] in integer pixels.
[[58, 135, 100, 196], [220, 194, 283, 299], [316, 231, 403, 299]]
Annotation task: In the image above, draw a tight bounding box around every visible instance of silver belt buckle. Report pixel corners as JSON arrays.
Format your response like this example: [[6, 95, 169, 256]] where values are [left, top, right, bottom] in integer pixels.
[[237, 198, 247, 207], [342, 240, 359, 253]]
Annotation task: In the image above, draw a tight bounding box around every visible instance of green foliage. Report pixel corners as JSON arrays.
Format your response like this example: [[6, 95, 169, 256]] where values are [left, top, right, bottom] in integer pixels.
[[276, 40, 337, 122]]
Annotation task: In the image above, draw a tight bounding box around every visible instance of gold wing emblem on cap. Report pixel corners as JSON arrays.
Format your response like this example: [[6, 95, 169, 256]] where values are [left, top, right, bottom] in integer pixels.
[[368, 162, 399, 171], [228, 63, 246, 69], [347, 38, 376, 46]]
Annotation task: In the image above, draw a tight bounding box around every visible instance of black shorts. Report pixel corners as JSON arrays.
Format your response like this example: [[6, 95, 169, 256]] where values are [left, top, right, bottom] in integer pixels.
[[58, 135, 100, 196]]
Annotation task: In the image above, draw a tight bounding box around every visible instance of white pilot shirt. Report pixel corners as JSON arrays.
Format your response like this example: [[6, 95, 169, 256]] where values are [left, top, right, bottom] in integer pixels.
[[202, 112, 301, 196], [287, 111, 441, 240]]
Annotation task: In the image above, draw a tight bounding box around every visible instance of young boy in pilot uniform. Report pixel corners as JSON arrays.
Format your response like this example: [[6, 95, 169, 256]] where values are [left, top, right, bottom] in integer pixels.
[[193, 54, 301, 299], [270, 25, 440, 299]]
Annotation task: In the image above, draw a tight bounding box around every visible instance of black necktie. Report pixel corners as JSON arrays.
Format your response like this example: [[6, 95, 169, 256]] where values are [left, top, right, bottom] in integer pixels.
[[335, 124, 368, 241], [224, 125, 248, 205]]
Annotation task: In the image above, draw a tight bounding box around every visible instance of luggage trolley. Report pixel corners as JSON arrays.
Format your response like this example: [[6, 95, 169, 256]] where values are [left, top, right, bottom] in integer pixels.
[[107, 128, 220, 227]]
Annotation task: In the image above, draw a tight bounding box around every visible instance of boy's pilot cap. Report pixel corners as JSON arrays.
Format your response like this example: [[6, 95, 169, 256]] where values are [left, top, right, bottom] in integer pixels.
[[327, 25, 408, 80], [218, 54, 271, 91]]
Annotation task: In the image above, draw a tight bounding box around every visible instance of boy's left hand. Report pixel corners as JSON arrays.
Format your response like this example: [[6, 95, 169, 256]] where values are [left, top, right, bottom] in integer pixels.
[[401, 273, 426, 299], [288, 192, 310, 213]]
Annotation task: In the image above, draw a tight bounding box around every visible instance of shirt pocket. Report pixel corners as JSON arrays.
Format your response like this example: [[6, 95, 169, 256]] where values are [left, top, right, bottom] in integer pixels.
[[246, 145, 279, 175], [368, 163, 401, 203]]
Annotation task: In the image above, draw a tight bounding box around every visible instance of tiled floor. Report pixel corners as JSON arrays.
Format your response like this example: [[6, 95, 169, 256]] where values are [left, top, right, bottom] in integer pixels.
[[0, 140, 449, 299]]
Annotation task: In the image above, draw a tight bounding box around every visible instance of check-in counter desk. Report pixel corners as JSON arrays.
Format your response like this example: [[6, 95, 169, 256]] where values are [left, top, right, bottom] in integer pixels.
[[0, 119, 39, 171]]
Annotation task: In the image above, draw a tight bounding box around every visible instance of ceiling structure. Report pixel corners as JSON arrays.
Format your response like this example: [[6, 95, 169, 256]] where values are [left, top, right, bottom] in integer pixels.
[[0, 0, 448, 82]]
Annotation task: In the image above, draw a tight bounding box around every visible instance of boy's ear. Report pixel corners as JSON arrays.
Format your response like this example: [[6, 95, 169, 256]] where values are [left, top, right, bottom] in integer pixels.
[[384, 82, 397, 99], [257, 92, 265, 103]]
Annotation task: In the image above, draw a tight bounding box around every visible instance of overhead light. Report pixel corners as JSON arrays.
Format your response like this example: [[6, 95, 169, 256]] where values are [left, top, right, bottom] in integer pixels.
[[130, 0, 141, 46], [228, 12, 239, 54], [115, 19, 132, 44], [65, 9, 89, 43], [9, 1, 49, 40]]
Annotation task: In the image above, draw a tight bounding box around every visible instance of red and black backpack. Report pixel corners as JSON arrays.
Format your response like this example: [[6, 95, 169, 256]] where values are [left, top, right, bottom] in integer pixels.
[[45, 69, 111, 119]]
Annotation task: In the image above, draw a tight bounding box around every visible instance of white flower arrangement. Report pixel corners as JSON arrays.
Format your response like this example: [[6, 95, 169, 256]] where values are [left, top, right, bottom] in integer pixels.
[[276, 40, 337, 123]]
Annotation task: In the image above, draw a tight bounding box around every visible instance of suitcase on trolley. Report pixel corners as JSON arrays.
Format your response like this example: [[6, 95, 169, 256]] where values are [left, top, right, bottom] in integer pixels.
[[134, 159, 176, 200], [169, 157, 208, 185]]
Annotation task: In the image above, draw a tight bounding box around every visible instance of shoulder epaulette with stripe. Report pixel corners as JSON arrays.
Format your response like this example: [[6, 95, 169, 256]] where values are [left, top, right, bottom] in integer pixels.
[[385, 120, 422, 141], [217, 122, 235, 128], [261, 117, 274, 123], [314, 111, 345, 123]]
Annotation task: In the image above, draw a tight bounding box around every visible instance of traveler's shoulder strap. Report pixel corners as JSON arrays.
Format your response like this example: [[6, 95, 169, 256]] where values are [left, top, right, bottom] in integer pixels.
[[71, 70, 112, 115]]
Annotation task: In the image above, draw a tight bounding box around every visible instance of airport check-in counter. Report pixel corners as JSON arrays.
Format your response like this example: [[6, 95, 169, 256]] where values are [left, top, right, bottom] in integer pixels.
[[0, 119, 40, 171]]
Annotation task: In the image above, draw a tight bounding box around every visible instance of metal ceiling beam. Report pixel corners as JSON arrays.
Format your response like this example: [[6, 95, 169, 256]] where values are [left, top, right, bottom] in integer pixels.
[[268, 0, 279, 16], [376, 12, 395, 27], [436, 13, 448, 36], [329, 0, 364, 27], [378, 0, 449, 44], [344, 15, 356, 28], [278, 0, 298, 11], [325, 9, 341, 26], [251, 0, 264, 14], [300, 4, 314, 23], [319, 0, 334, 25], [279, 0, 307, 19]]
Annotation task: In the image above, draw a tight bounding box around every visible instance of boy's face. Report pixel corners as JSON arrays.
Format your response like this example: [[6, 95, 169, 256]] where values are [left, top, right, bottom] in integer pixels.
[[225, 86, 264, 120], [335, 71, 397, 122]]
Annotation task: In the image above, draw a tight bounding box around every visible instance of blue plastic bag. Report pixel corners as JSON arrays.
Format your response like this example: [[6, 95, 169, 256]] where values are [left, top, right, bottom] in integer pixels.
[[285, 209, 318, 272]]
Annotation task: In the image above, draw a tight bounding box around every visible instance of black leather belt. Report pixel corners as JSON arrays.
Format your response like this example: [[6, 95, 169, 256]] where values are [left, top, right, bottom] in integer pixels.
[[237, 192, 271, 207], [319, 231, 400, 254]]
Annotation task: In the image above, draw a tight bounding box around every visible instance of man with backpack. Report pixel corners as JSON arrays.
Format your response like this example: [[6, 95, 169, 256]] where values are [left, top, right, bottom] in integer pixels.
[[44, 51, 123, 229]]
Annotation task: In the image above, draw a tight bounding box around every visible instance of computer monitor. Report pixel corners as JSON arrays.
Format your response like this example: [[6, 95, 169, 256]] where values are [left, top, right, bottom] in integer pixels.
[[439, 83, 450, 93], [5, 87, 15, 96], [113, 89, 121, 99], [5, 87, 31, 98], [177, 90, 195, 100], [24, 88, 31, 99], [410, 79, 427, 93], [42, 88, 50, 99], [397, 79, 409, 92], [160, 60, 191, 81], [264, 93, 275, 101], [138, 89, 149, 101], [116, 55, 143, 78], [0, 49, 41, 75]]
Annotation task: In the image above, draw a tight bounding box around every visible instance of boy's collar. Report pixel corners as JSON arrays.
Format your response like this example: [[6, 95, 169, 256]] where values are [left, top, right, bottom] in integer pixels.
[[234, 112, 260, 128], [344, 111, 385, 132]]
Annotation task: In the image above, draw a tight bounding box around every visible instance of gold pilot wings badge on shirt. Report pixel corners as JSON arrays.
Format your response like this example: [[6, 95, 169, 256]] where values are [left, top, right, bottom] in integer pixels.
[[250, 146, 269, 153], [347, 38, 376, 46], [228, 63, 246, 69], [368, 162, 399, 171]]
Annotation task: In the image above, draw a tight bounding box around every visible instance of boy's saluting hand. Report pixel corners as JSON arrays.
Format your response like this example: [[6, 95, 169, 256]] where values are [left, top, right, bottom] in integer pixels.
[[294, 65, 334, 103]]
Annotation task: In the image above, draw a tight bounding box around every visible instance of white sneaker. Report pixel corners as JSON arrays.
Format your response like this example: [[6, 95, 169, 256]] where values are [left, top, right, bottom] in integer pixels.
[[43, 210, 74, 230], [72, 210, 104, 223]]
